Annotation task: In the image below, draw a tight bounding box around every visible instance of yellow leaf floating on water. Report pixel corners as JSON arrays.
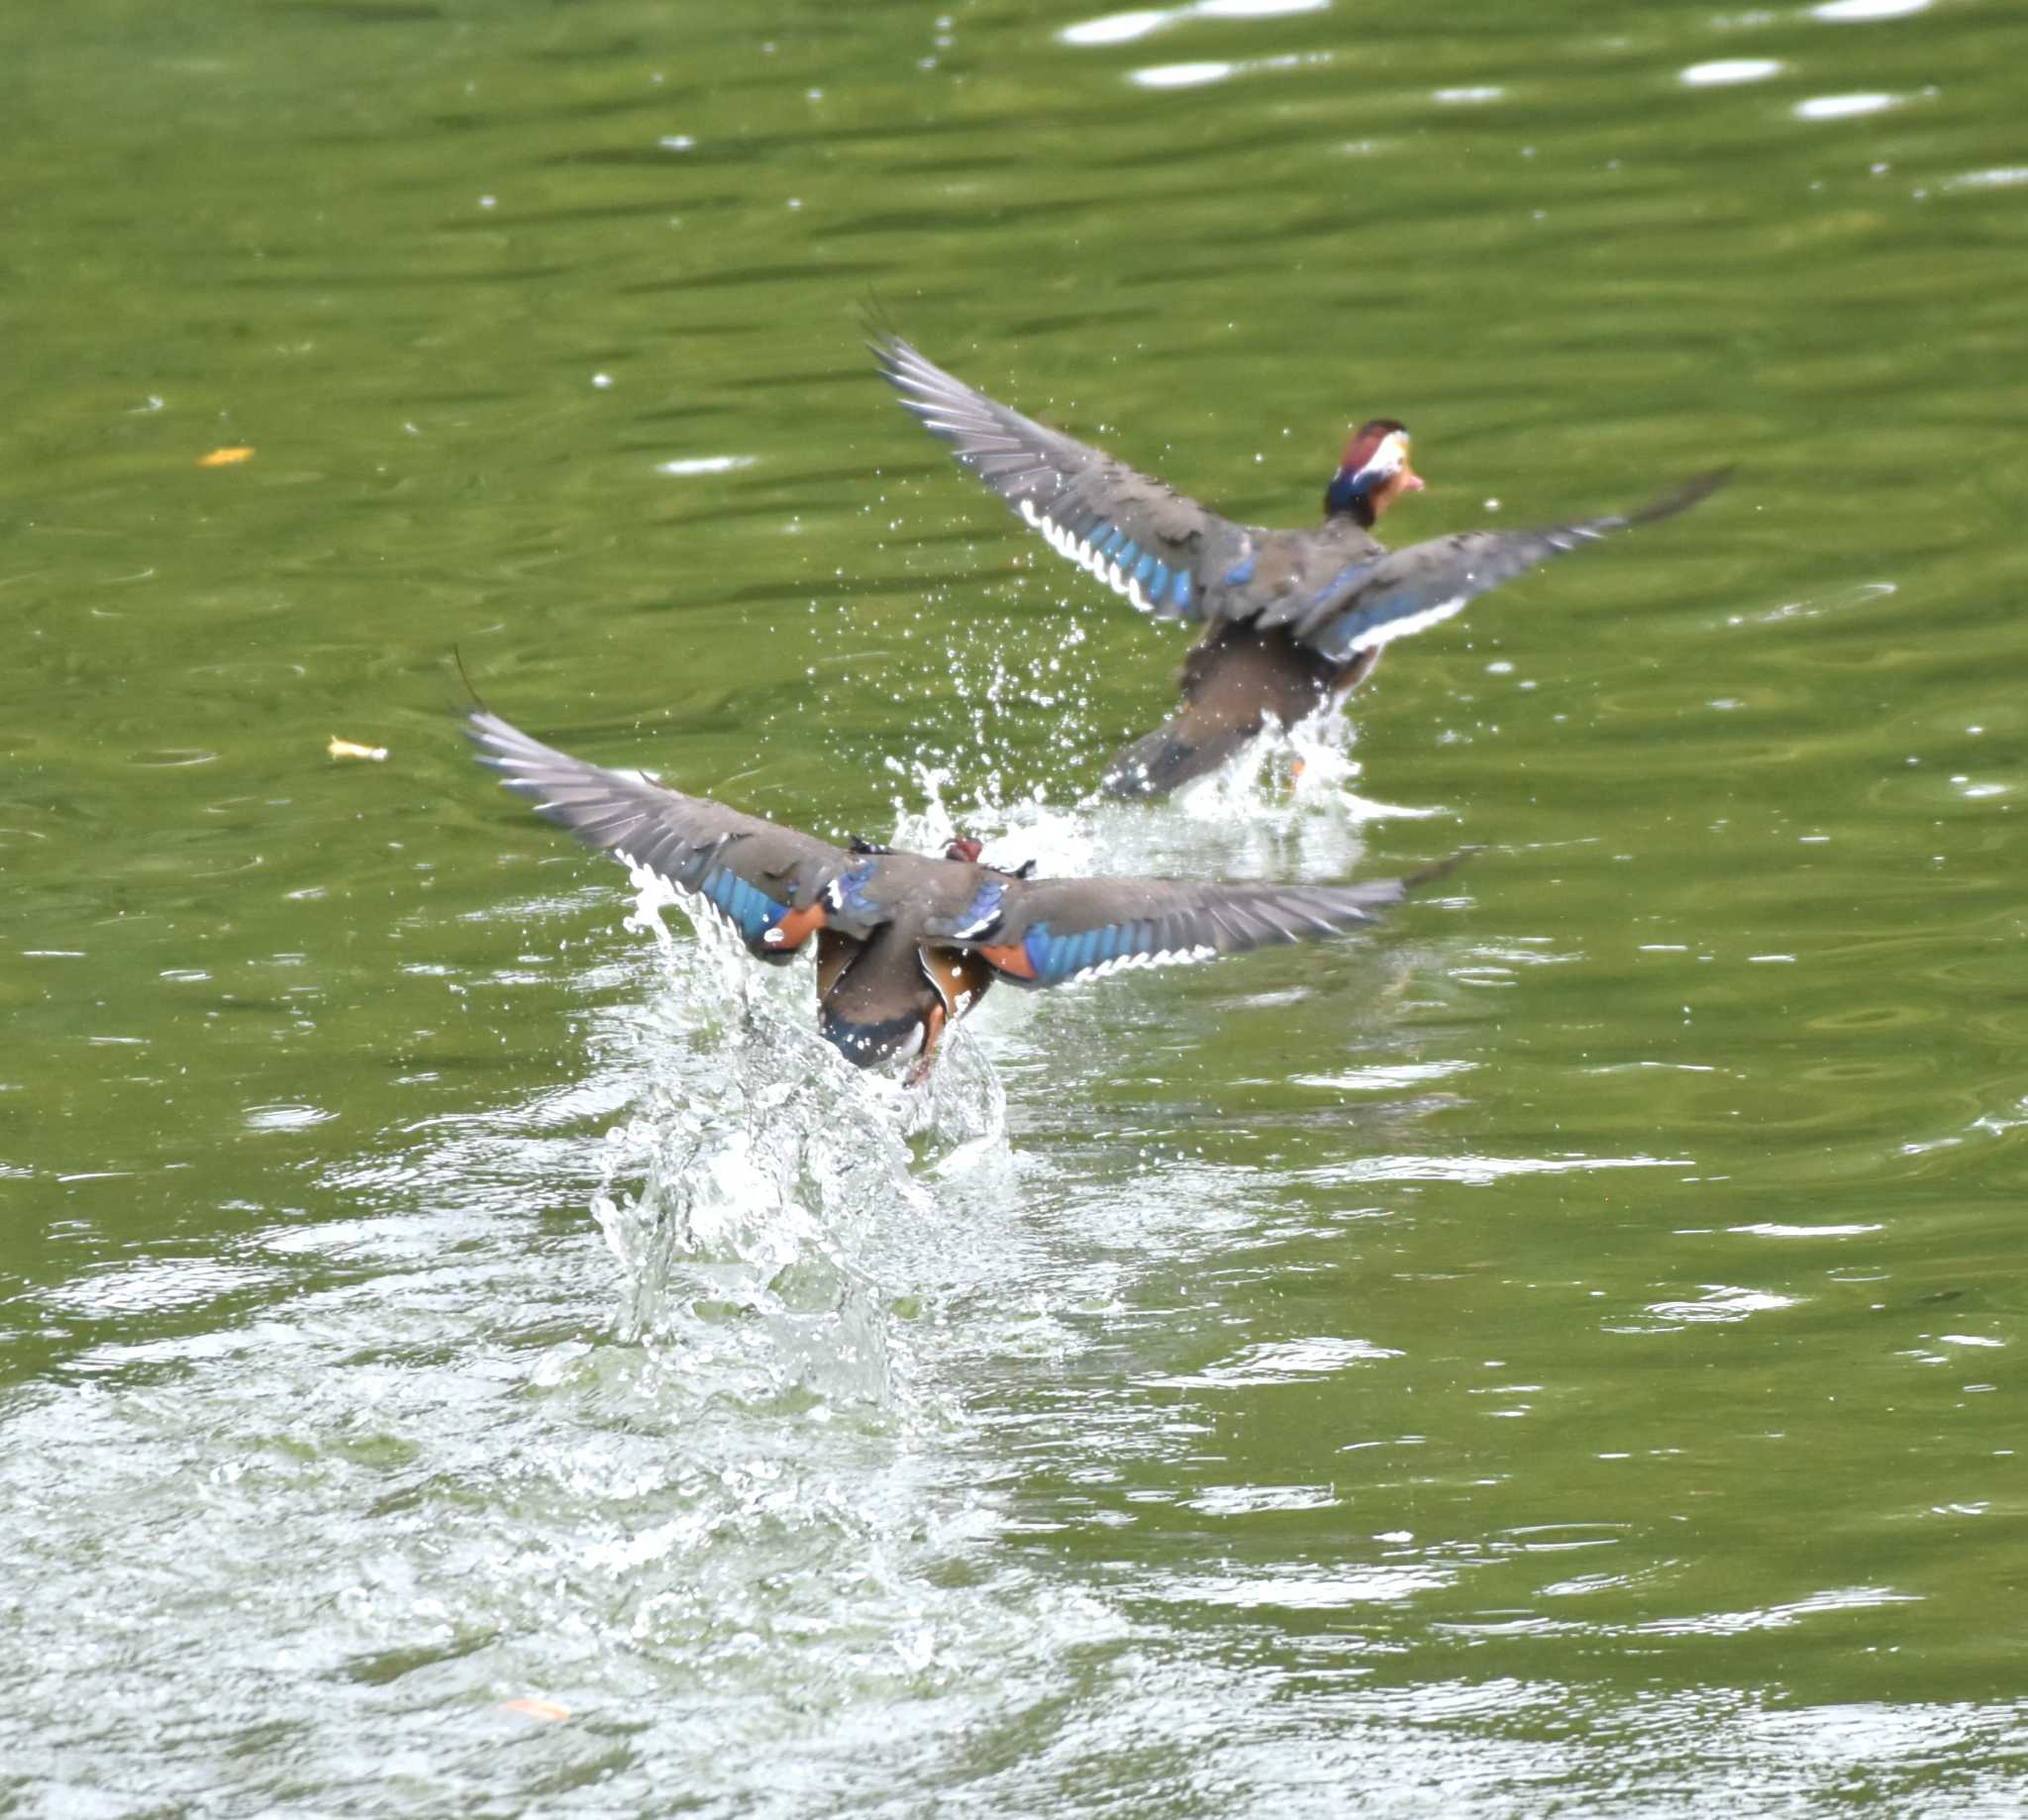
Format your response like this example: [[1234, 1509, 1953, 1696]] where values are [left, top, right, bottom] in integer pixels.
[[498, 1697, 570, 1723], [327, 736, 388, 762], [197, 446, 255, 467]]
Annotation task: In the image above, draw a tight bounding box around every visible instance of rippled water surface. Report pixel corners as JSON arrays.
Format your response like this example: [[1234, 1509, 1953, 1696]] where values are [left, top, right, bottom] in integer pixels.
[[5, 0, 2026, 1812]]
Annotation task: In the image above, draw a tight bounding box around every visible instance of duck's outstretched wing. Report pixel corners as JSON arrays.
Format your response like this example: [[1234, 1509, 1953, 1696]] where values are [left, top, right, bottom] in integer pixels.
[[466, 710, 858, 959], [922, 856, 1466, 988], [873, 333, 1247, 621], [1265, 469, 1732, 663]]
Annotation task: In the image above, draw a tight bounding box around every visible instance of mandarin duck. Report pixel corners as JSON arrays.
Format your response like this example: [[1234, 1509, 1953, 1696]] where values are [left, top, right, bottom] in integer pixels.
[[872, 333, 1727, 798], [468, 709, 1454, 1083]]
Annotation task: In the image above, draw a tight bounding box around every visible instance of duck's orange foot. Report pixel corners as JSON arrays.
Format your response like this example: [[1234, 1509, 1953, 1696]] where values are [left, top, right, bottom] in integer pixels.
[[1290, 756, 1307, 786], [904, 1003, 947, 1088]]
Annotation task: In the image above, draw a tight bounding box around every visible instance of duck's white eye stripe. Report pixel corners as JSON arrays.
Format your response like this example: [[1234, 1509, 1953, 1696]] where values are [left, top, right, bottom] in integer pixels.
[[1374, 431, 1409, 476]]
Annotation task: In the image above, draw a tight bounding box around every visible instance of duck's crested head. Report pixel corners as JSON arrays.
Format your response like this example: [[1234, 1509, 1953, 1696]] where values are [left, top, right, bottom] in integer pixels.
[[1326, 419, 1424, 527], [943, 835, 984, 864]]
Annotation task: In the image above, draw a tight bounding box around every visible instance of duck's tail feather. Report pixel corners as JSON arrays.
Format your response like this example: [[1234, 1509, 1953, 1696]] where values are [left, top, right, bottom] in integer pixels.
[[1100, 718, 1257, 800]]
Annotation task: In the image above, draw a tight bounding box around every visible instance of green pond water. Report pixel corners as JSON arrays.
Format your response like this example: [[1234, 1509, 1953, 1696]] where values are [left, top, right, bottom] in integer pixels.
[[4, 0, 2025, 1812]]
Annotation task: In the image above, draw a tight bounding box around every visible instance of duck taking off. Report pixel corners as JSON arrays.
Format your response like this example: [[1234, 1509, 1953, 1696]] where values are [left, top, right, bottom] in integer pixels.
[[468, 709, 1456, 1085], [872, 332, 1727, 799]]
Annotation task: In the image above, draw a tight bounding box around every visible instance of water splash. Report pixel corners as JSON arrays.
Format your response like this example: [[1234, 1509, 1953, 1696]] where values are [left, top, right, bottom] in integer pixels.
[[879, 701, 1438, 893], [588, 866, 1007, 1406], [581, 697, 1441, 1387]]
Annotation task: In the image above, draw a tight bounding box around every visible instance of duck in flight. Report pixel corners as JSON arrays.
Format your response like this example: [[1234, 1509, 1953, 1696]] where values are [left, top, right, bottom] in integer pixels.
[[468, 708, 1455, 1084], [872, 333, 1726, 799]]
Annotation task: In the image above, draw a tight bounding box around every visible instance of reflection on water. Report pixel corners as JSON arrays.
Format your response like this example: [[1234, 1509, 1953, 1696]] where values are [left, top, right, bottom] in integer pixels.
[[1794, 91, 1905, 120], [1059, 0, 1330, 51], [1813, 0, 1933, 19], [1681, 59, 1785, 87]]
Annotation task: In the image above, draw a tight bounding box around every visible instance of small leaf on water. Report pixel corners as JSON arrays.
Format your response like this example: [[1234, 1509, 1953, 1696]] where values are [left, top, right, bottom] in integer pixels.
[[498, 1697, 571, 1723], [328, 737, 389, 762], [197, 446, 255, 467]]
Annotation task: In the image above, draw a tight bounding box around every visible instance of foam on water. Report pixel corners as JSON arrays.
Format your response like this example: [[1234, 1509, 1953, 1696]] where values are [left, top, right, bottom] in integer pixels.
[[584, 861, 1010, 1409]]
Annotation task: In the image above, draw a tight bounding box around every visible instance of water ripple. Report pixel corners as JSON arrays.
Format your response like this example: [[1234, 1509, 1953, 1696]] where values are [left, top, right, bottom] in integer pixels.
[[1794, 91, 1901, 119], [1681, 58, 1784, 86]]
